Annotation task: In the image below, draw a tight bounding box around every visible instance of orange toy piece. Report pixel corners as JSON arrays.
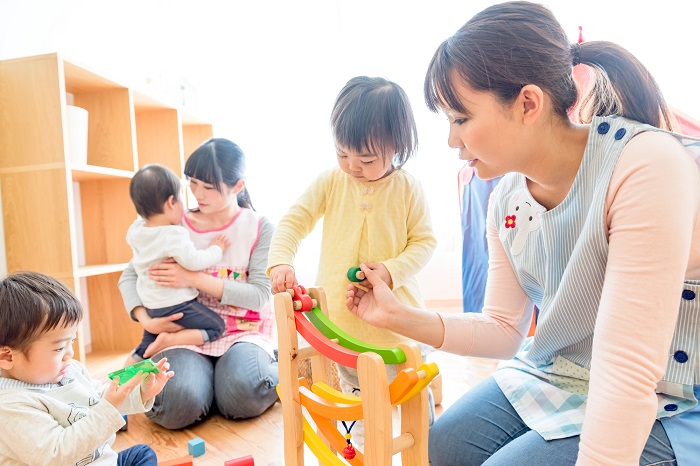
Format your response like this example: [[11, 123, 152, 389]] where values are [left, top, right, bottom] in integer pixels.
[[224, 455, 254, 465], [158, 455, 193, 466], [287, 285, 317, 312]]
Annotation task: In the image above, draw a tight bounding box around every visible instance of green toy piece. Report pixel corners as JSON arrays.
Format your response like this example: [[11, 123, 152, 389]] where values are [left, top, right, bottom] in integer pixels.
[[108, 359, 160, 385], [305, 306, 406, 364], [347, 267, 365, 282]]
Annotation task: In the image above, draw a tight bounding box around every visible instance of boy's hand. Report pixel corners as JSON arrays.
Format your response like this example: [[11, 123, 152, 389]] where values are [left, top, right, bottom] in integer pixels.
[[358, 262, 393, 290], [140, 357, 174, 402], [103, 369, 148, 410], [270, 265, 297, 293], [210, 234, 231, 251]]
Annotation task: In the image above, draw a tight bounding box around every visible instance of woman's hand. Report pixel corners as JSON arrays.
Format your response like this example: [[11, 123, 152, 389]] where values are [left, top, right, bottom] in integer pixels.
[[132, 307, 184, 334], [345, 263, 401, 328], [270, 264, 298, 294], [149, 258, 200, 288], [140, 357, 175, 402]]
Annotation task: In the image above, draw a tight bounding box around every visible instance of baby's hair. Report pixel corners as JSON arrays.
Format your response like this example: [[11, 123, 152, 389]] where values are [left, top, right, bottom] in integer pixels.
[[129, 164, 182, 219], [424, 1, 674, 130], [184, 138, 254, 210], [331, 76, 418, 169], [0, 271, 83, 355]]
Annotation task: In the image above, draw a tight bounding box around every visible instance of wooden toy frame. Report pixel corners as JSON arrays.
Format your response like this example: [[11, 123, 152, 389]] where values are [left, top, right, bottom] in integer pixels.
[[275, 286, 434, 465]]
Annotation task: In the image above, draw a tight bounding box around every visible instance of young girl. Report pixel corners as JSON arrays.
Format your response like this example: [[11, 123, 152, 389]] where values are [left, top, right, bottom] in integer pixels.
[[119, 138, 278, 430], [346, 2, 700, 465], [268, 76, 437, 442], [0, 271, 173, 466]]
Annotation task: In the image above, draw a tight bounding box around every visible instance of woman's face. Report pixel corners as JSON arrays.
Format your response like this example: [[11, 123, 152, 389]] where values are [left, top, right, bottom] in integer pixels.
[[188, 177, 237, 214], [443, 71, 524, 180]]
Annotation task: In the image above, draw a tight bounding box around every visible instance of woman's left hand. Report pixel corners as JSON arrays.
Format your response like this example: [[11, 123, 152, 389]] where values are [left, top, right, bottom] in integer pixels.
[[149, 258, 199, 288]]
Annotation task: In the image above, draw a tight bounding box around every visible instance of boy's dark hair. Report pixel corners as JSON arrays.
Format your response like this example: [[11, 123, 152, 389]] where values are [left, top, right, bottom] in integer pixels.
[[331, 76, 418, 169], [424, 1, 674, 130], [0, 271, 83, 354], [184, 138, 254, 210], [129, 164, 182, 219]]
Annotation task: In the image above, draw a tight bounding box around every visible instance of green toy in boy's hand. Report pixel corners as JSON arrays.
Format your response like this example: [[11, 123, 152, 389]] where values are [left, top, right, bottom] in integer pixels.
[[108, 359, 160, 385]]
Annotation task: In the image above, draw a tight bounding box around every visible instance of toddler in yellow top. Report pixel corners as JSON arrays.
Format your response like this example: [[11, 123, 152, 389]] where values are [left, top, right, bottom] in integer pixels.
[[267, 76, 437, 431]]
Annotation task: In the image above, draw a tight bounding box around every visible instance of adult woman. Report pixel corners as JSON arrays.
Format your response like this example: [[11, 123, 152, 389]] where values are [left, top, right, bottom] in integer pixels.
[[346, 2, 700, 465], [119, 138, 278, 429]]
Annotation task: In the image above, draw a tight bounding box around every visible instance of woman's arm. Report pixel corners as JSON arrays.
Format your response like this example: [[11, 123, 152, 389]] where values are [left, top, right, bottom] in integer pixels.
[[578, 132, 700, 465], [118, 263, 185, 333], [219, 216, 274, 310]]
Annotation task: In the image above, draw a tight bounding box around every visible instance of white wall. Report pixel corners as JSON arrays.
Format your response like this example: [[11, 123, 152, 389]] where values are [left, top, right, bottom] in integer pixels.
[[1, 0, 698, 302]]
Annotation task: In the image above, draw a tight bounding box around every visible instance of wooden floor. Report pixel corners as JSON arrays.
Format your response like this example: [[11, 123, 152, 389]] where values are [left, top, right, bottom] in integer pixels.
[[86, 304, 499, 465]]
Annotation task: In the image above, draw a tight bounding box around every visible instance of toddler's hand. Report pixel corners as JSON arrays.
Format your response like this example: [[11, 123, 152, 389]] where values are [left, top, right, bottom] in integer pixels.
[[140, 357, 174, 402], [210, 234, 231, 251], [359, 262, 393, 290], [103, 369, 147, 410], [270, 265, 297, 293]]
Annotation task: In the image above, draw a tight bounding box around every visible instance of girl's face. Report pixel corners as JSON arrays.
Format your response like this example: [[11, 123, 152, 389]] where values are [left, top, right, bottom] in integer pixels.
[[443, 71, 525, 180], [336, 145, 394, 182], [3, 323, 78, 385], [188, 177, 237, 214]]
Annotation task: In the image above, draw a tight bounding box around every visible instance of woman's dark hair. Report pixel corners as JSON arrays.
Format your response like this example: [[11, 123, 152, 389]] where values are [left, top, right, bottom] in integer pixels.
[[0, 271, 83, 355], [331, 76, 418, 169], [129, 164, 182, 219], [424, 1, 674, 130], [184, 138, 254, 210]]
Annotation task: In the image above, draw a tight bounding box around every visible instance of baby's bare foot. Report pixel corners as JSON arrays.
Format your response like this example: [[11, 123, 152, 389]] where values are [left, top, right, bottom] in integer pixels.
[[144, 332, 172, 358]]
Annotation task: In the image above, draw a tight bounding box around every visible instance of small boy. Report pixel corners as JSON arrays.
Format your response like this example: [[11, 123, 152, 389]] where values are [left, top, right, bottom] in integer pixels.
[[0, 271, 174, 465], [127, 164, 230, 360]]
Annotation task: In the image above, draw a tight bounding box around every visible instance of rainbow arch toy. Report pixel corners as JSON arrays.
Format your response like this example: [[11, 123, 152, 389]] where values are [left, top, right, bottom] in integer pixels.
[[274, 286, 438, 465]]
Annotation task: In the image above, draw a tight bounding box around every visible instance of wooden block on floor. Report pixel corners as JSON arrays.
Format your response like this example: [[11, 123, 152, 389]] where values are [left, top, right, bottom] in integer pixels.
[[158, 455, 193, 466]]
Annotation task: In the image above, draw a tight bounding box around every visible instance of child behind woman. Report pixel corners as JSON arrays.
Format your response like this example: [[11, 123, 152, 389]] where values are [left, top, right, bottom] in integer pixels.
[[0, 271, 173, 465], [127, 163, 230, 361], [268, 76, 437, 444]]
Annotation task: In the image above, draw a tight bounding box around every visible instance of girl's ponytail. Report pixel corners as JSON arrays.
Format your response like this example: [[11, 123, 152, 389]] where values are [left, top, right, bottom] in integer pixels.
[[575, 41, 676, 130], [237, 186, 255, 211]]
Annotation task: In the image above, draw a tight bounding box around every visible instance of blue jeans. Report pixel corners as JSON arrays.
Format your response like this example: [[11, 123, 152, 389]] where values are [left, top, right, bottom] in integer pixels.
[[147, 342, 278, 429], [429, 376, 676, 465], [133, 299, 226, 359], [117, 444, 157, 466]]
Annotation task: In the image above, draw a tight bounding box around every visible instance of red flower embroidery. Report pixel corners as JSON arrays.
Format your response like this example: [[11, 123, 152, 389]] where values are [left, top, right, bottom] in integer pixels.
[[505, 215, 516, 229]]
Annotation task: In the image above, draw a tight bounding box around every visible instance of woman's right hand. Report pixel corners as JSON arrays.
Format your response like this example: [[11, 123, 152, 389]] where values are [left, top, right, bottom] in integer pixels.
[[269, 264, 298, 293], [132, 306, 185, 334], [345, 263, 401, 329]]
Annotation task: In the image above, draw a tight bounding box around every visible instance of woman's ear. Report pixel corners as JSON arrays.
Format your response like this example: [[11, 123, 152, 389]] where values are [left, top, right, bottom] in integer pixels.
[[518, 84, 545, 125], [233, 179, 246, 194]]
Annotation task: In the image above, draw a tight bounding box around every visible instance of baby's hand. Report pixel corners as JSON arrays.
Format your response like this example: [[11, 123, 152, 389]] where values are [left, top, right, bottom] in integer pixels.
[[140, 357, 174, 402], [270, 264, 297, 294], [210, 234, 230, 251], [103, 369, 147, 410]]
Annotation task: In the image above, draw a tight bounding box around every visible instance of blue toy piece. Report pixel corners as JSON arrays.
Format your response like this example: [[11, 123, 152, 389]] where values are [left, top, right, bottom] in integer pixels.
[[187, 437, 205, 457]]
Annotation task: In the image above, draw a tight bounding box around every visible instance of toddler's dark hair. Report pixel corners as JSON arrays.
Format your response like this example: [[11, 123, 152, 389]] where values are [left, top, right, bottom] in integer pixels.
[[129, 164, 182, 219], [331, 76, 418, 169], [0, 271, 83, 355]]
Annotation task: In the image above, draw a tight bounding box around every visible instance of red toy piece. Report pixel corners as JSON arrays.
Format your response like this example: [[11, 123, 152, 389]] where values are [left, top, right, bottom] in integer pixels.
[[288, 285, 317, 312], [342, 444, 356, 460], [224, 454, 254, 466], [158, 455, 193, 466]]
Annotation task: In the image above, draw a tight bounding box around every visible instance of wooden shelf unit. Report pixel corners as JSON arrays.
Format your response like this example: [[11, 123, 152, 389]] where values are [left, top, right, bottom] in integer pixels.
[[0, 53, 213, 362]]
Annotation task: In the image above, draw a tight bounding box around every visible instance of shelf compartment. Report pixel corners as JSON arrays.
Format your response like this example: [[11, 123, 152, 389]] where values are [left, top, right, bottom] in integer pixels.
[[135, 107, 183, 174]]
